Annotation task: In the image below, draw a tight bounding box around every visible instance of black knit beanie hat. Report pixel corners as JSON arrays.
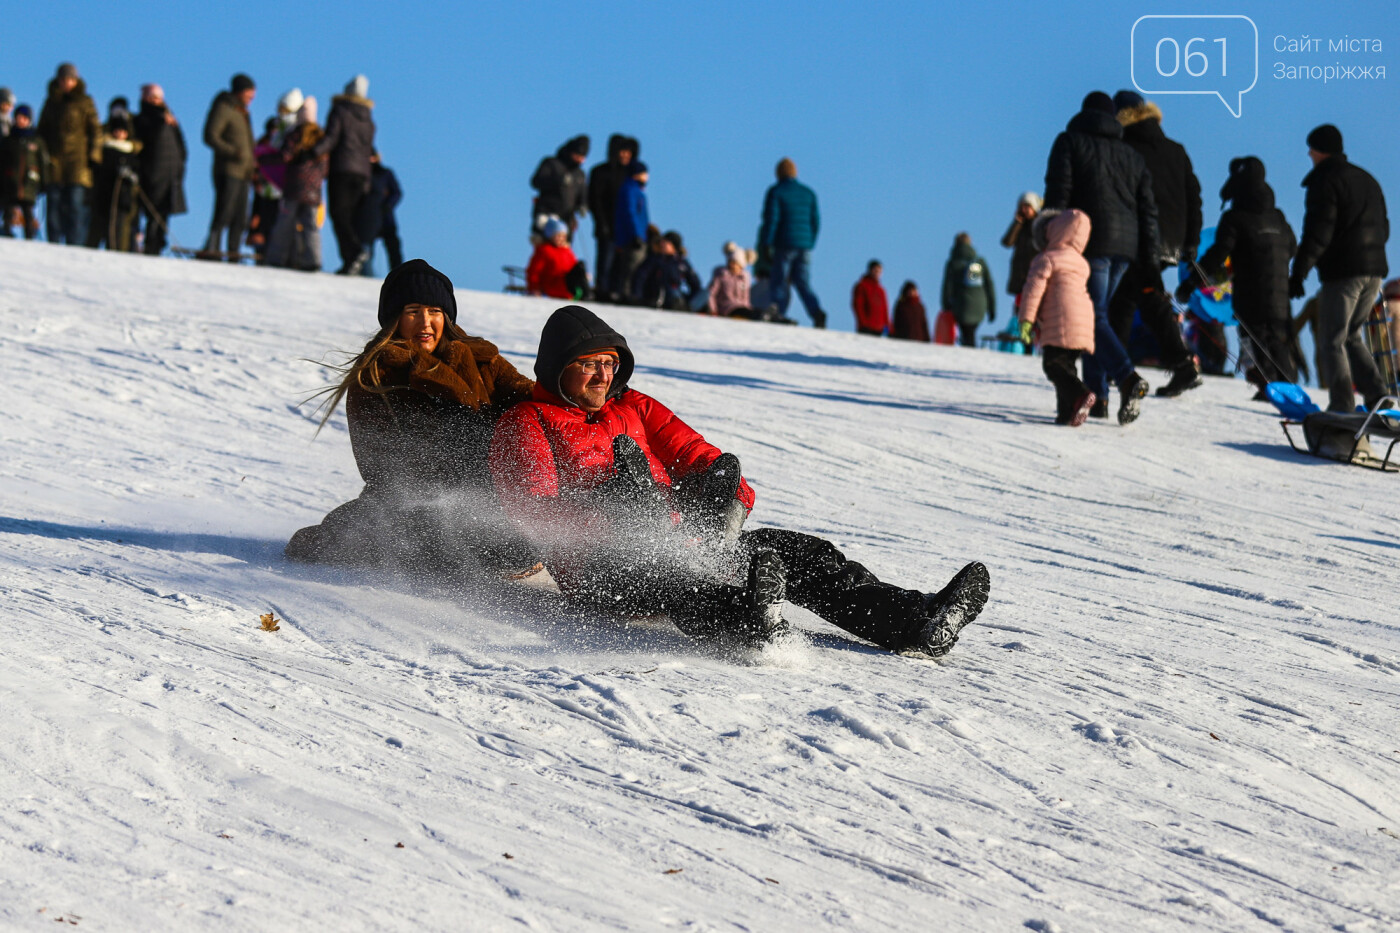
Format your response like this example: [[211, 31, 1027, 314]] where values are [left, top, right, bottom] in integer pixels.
[[1112, 89, 1146, 111], [378, 259, 457, 329], [1306, 124, 1343, 156], [231, 73, 255, 94], [1082, 91, 1115, 114]]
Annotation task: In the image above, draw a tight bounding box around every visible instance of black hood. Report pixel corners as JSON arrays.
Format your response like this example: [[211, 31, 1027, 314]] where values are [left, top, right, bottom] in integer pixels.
[[1066, 108, 1124, 139], [1221, 156, 1275, 211], [534, 305, 635, 404]]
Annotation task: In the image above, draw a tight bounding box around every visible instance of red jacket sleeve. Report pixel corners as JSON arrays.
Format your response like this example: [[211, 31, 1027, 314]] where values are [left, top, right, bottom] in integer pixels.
[[631, 393, 756, 511]]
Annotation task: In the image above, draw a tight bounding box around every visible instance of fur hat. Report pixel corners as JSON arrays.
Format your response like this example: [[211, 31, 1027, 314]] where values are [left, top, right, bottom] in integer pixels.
[[279, 87, 304, 114], [1306, 124, 1343, 156], [231, 73, 255, 94], [345, 75, 369, 99], [378, 259, 457, 329]]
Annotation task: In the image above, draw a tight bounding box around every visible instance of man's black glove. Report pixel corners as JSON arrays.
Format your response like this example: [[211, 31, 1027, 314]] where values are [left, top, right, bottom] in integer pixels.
[[675, 453, 747, 544], [1288, 273, 1307, 299], [592, 435, 673, 533]]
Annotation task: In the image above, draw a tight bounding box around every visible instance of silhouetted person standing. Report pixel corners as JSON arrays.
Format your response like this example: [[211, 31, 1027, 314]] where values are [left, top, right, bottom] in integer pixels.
[[759, 158, 826, 328], [202, 73, 256, 259], [1288, 124, 1390, 412]]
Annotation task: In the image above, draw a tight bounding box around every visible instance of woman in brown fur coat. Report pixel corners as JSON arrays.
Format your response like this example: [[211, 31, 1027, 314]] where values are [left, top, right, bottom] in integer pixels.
[[287, 259, 539, 575]]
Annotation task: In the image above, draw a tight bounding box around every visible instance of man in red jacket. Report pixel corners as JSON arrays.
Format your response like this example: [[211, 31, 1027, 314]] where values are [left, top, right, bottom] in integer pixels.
[[489, 305, 991, 655], [851, 260, 890, 336]]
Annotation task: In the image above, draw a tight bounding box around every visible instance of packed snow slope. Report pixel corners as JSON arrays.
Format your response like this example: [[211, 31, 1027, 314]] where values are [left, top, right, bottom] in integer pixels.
[[2, 239, 1398, 932]]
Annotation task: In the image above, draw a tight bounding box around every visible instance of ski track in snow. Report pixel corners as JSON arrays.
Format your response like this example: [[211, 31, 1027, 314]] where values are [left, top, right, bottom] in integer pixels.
[[2, 238, 1398, 931]]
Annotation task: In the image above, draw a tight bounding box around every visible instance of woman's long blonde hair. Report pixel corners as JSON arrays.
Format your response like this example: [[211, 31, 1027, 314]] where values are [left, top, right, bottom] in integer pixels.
[[311, 312, 472, 430]]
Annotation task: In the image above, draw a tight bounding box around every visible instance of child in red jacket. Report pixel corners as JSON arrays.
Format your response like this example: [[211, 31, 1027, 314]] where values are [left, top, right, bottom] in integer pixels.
[[527, 218, 586, 299]]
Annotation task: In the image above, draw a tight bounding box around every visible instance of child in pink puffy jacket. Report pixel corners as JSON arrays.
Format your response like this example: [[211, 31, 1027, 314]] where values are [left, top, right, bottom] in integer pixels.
[[1019, 208, 1098, 426]]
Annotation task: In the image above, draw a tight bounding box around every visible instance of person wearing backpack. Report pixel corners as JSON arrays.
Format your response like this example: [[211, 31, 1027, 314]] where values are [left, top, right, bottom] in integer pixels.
[[941, 233, 996, 347]]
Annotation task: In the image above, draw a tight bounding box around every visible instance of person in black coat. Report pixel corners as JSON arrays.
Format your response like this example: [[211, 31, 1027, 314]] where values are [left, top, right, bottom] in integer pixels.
[[1043, 91, 1158, 424], [586, 134, 637, 300], [354, 151, 403, 274], [1109, 91, 1203, 397], [1288, 124, 1391, 412], [531, 134, 589, 236], [1179, 157, 1298, 385], [133, 84, 187, 256], [314, 75, 376, 274]]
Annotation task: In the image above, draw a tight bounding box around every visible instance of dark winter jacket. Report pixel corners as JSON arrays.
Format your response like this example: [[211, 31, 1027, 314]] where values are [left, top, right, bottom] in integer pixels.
[[942, 240, 997, 327], [91, 134, 140, 219], [356, 162, 402, 242], [1293, 154, 1389, 282], [892, 294, 930, 342], [348, 337, 535, 495], [587, 135, 636, 241], [1197, 157, 1296, 326], [759, 177, 820, 251], [134, 102, 187, 215], [281, 122, 329, 207], [1118, 103, 1202, 262], [532, 141, 588, 224], [851, 274, 889, 334], [612, 177, 649, 248], [1, 128, 50, 203], [1001, 215, 1038, 295], [37, 77, 100, 188], [632, 252, 703, 309], [1044, 108, 1160, 264], [314, 95, 375, 178], [203, 91, 256, 180]]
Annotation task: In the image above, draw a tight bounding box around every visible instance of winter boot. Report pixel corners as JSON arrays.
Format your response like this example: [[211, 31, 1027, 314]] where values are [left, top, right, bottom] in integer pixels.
[[900, 562, 991, 657], [1089, 397, 1109, 419], [730, 547, 789, 646], [1155, 360, 1203, 398], [1056, 391, 1097, 427], [1118, 373, 1149, 425]]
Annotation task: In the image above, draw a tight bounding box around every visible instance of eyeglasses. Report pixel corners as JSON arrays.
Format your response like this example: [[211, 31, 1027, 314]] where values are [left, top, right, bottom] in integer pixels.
[[571, 358, 619, 375]]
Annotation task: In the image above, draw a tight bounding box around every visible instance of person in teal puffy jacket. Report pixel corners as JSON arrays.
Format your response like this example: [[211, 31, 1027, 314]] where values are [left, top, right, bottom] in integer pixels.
[[758, 158, 826, 327]]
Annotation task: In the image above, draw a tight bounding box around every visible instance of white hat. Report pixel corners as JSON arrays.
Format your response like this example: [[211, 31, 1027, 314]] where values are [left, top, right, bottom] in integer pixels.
[[346, 74, 369, 99], [279, 87, 304, 114], [1018, 191, 1044, 210]]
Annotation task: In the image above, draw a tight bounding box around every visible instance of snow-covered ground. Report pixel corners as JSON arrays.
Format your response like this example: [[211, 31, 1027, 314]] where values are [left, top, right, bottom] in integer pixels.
[[2, 239, 1398, 931]]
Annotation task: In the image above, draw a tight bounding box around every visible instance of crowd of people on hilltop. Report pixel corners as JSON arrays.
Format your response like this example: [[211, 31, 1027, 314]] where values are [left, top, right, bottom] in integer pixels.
[[841, 90, 1393, 429], [523, 137, 826, 327], [0, 64, 404, 275]]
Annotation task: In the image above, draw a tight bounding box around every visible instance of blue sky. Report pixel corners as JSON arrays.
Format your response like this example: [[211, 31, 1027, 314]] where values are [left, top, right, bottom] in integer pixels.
[[8, 0, 1397, 335]]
